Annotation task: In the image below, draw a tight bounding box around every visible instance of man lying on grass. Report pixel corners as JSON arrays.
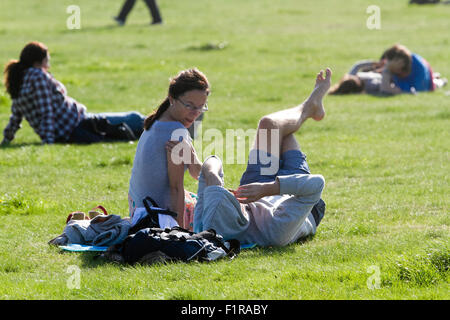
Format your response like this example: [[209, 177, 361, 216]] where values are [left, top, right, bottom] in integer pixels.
[[168, 68, 331, 246]]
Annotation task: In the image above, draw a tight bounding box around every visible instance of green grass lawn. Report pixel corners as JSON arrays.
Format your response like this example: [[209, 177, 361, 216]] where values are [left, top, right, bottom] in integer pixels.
[[0, 0, 449, 300]]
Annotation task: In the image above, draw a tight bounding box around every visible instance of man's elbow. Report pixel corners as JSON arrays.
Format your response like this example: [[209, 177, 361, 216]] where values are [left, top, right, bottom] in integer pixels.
[[308, 174, 325, 195]]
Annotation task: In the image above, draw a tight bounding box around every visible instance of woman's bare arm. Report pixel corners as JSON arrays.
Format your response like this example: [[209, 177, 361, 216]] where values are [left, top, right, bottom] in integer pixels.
[[167, 147, 186, 227]]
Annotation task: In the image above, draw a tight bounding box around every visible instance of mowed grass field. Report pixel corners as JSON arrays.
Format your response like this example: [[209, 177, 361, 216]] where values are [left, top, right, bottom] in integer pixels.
[[0, 0, 449, 300]]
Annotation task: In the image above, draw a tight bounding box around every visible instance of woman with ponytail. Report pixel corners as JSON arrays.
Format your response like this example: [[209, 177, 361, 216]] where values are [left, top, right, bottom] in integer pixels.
[[128, 68, 209, 228], [2, 42, 145, 145]]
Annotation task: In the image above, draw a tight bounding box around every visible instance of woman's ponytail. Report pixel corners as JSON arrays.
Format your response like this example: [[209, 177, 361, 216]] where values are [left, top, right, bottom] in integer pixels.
[[143, 97, 171, 130], [3, 60, 26, 99], [3, 41, 48, 99]]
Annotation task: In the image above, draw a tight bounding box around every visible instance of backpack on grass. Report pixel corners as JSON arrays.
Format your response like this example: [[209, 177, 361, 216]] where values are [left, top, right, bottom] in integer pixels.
[[129, 196, 179, 234], [100, 226, 240, 266]]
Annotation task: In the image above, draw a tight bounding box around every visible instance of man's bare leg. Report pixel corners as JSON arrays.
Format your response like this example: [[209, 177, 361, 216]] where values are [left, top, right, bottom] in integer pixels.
[[201, 156, 224, 187], [252, 68, 332, 154], [281, 133, 300, 154], [199, 156, 249, 214]]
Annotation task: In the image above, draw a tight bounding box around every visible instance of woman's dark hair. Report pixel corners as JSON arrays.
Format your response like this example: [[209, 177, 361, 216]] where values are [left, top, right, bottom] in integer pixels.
[[3, 41, 48, 99], [328, 74, 364, 95], [144, 68, 210, 130]]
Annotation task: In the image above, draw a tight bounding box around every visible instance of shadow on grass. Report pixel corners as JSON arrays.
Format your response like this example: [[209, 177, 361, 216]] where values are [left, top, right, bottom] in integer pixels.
[[62, 237, 316, 269], [1, 140, 134, 150], [0, 142, 42, 149], [239, 235, 316, 258], [57, 250, 119, 269], [79, 251, 113, 268], [59, 24, 117, 34], [59, 22, 160, 34], [61, 141, 135, 148], [185, 41, 229, 52], [328, 92, 399, 99]]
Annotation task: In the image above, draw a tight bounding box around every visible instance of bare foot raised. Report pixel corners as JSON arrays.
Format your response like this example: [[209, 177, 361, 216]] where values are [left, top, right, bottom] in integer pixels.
[[303, 68, 332, 121]]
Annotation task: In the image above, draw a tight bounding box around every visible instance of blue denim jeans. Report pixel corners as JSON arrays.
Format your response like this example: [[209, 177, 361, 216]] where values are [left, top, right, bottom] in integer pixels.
[[239, 149, 310, 186], [94, 111, 145, 136], [68, 111, 145, 143]]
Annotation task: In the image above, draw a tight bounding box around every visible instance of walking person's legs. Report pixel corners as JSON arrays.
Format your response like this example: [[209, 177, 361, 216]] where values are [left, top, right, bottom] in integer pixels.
[[144, 0, 162, 24], [116, 0, 137, 24]]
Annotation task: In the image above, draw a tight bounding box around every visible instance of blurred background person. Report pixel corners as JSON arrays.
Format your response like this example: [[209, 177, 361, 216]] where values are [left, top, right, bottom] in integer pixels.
[[329, 44, 446, 95], [114, 0, 162, 26], [2, 41, 145, 145], [328, 60, 383, 95], [380, 44, 435, 95]]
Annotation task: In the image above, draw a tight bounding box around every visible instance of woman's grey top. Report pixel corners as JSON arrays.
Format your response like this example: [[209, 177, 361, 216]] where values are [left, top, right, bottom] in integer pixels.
[[128, 120, 190, 210]]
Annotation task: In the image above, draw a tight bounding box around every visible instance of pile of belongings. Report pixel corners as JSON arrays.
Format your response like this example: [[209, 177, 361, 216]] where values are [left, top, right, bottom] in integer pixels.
[[102, 227, 240, 265], [48, 198, 240, 265], [48, 206, 130, 247]]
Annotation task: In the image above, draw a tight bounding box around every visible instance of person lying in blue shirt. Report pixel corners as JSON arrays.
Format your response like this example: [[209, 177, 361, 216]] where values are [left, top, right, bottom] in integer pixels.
[[380, 44, 434, 95]]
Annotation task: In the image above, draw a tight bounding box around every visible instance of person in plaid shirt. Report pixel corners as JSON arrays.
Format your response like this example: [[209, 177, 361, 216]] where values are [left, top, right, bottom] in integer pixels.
[[2, 42, 145, 145], [3, 66, 87, 144]]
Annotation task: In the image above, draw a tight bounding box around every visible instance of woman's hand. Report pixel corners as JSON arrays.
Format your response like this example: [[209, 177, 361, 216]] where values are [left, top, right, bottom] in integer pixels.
[[166, 139, 202, 179], [165, 138, 200, 165], [165, 139, 194, 165]]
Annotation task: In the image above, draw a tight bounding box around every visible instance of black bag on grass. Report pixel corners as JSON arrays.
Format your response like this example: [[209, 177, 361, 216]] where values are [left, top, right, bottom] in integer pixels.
[[128, 196, 178, 235], [101, 226, 240, 265]]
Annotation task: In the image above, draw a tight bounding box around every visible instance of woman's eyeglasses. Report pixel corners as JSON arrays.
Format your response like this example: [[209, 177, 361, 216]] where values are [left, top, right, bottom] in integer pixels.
[[177, 98, 208, 113]]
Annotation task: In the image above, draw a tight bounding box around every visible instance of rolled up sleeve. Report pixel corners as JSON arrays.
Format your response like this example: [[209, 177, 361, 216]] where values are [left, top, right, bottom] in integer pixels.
[[277, 174, 325, 198]]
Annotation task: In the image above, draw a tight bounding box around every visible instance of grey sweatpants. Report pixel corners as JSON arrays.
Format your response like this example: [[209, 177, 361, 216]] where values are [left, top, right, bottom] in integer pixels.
[[193, 157, 325, 247]]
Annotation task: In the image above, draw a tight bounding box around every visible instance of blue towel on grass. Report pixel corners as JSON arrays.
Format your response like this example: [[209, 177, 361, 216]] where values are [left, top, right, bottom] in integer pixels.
[[60, 244, 109, 252], [59, 243, 257, 252]]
